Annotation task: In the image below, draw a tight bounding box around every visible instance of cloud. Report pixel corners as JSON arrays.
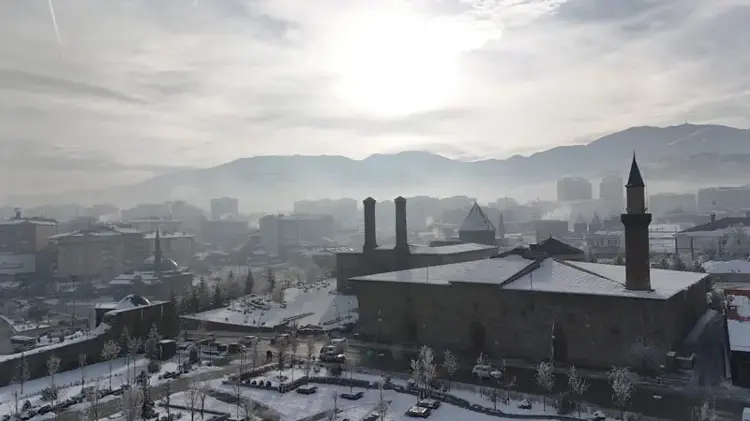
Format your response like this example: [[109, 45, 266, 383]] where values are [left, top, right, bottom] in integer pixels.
[[0, 0, 747, 196]]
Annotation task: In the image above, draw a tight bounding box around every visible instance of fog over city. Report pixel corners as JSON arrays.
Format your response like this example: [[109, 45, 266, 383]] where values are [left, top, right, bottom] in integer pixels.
[[1, 0, 749, 203], [1, 2, 750, 421]]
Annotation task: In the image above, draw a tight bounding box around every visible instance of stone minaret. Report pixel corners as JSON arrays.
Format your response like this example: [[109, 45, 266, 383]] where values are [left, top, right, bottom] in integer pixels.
[[394, 196, 408, 250], [362, 197, 377, 252], [154, 229, 162, 265], [621, 154, 652, 291]]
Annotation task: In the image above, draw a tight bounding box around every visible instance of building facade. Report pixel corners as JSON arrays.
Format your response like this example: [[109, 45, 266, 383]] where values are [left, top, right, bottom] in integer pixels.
[[51, 226, 149, 281], [348, 157, 714, 373], [335, 197, 498, 292]]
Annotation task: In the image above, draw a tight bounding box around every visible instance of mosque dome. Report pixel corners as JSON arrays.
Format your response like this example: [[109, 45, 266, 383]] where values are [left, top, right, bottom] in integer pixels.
[[115, 294, 151, 310]]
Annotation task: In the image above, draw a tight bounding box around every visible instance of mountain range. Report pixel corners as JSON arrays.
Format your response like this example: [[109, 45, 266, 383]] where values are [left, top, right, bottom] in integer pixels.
[[7, 123, 750, 209]]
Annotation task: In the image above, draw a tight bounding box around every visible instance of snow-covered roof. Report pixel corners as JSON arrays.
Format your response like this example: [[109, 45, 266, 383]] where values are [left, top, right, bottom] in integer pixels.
[[459, 203, 496, 232], [143, 232, 194, 239], [677, 226, 750, 238], [0, 218, 56, 226], [115, 294, 151, 310], [366, 243, 497, 255], [50, 225, 141, 240], [351, 256, 706, 300], [110, 272, 159, 285], [703, 260, 750, 274]]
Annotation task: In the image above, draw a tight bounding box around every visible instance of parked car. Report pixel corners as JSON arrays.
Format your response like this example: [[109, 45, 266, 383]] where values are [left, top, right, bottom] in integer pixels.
[[417, 399, 441, 410], [296, 386, 318, 395], [405, 406, 431, 418]]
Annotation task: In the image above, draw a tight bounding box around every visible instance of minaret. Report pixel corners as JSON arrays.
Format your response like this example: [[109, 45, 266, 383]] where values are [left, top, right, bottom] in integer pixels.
[[154, 229, 163, 273], [621, 154, 652, 291]]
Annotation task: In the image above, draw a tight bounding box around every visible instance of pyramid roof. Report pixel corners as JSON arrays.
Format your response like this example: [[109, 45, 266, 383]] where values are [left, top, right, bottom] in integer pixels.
[[459, 203, 496, 232]]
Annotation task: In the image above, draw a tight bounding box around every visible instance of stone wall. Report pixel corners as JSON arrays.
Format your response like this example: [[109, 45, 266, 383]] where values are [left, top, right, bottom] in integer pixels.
[[353, 277, 708, 370], [0, 301, 178, 387]]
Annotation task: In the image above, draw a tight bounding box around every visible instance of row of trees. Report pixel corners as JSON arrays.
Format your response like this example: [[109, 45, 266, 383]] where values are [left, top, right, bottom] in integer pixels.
[[176, 268, 283, 314]]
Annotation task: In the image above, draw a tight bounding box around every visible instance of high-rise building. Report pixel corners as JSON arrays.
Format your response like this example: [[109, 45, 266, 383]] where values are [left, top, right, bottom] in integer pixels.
[[599, 175, 624, 216], [210, 197, 239, 221], [557, 177, 593, 202]]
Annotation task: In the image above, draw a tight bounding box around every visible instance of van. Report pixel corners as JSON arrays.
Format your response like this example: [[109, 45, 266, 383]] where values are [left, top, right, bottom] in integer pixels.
[[742, 407, 750, 421]]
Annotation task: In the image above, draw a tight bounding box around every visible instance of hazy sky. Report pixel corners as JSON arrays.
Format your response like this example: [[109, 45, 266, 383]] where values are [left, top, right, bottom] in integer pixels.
[[0, 0, 748, 193]]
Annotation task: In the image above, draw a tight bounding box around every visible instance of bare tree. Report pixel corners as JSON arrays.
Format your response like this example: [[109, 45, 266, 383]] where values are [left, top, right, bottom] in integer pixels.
[[409, 357, 422, 403], [186, 380, 201, 421], [486, 385, 500, 410], [694, 397, 717, 421], [160, 382, 173, 421], [128, 336, 142, 383], [16, 354, 29, 394], [79, 353, 88, 387], [277, 340, 288, 378], [568, 366, 589, 417], [120, 387, 144, 421], [304, 336, 316, 380], [101, 340, 121, 390], [535, 361, 554, 411], [231, 375, 244, 418], [198, 381, 210, 418], [46, 354, 61, 397], [609, 366, 634, 420], [442, 350, 458, 391], [377, 378, 388, 421], [626, 337, 660, 376], [419, 346, 436, 397], [329, 393, 339, 421], [251, 340, 260, 371], [505, 376, 517, 403], [84, 382, 102, 421], [240, 399, 255, 421], [289, 329, 299, 381]]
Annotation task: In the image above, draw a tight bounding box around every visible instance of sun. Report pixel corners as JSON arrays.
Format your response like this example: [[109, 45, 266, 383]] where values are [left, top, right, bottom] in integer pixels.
[[322, 10, 465, 117]]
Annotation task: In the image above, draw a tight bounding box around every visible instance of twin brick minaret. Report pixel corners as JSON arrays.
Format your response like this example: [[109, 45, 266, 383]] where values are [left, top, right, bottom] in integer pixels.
[[621, 154, 652, 291], [362, 196, 410, 253]]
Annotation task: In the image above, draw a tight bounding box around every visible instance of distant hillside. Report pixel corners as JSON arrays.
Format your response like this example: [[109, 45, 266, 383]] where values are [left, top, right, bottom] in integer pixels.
[[8, 123, 750, 208]]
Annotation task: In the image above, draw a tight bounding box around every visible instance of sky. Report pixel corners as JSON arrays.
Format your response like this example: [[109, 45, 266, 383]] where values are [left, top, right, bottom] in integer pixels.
[[0, 0, 748, 194]]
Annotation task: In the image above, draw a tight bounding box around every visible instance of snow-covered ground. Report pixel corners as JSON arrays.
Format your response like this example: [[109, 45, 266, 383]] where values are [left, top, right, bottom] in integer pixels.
[[220, 381, 556, 421], [0, 354, 221, 419], [185, 280, 358, 330]]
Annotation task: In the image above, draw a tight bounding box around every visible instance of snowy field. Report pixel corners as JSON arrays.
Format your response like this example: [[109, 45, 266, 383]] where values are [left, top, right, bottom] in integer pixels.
[[186, 280, 358, 330], [219, 381, 557, 421], [209, 367, 585, 421]]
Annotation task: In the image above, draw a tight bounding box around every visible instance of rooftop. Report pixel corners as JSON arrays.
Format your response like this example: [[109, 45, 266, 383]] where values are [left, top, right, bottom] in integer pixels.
[[0, 217, 57, 226], [143, 231, 194, 239], [459, 203, 495, 232], [351, 255, 706, 300], [50, 225, 141, 240], [335, 242, 497, 255], [680, 217, 750, 234]]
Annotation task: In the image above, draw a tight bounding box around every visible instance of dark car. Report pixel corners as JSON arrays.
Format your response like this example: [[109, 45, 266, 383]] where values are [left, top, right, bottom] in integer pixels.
[[340, 391, 364, 401], [296, 386, 318, 395], [405, 406, 431, 418], [417, 399, 440, 410]]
